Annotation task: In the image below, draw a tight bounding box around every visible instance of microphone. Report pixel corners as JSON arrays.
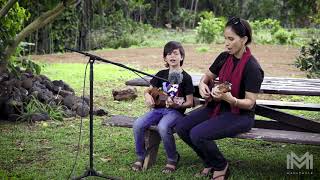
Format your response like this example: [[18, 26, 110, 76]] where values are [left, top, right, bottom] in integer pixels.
[[168, 71, 183, 84], [167, 71, 183, 98]]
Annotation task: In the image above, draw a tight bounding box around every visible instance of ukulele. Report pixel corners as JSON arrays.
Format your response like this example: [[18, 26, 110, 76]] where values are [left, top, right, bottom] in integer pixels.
[[149, 87, 168, 108], [202, 81, 232, 105], [214, 81, 232, 93], [149, 87, 185, 108]]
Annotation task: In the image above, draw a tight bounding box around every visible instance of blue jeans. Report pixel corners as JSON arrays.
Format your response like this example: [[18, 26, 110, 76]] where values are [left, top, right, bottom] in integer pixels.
[[175, 106, 254, 170], [133, 108, 183, 163]]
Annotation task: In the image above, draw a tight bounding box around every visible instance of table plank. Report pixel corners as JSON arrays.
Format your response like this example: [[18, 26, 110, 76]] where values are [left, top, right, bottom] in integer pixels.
[[256, 100, 320, 111], [125, 75, 320, 96]]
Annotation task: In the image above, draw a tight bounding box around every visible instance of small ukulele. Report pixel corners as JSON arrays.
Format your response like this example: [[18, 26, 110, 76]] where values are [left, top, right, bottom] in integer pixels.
[[149, 87, 185, 108], [149, 87, 168, 108]]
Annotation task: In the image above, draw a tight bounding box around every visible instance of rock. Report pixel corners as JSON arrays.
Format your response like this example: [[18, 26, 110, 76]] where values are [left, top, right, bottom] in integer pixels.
[[76, 104, 90, 117], [93, 108, 108, 116], [0, 71, 97, 121], [43, 80, 54, 91], [0, 73, 9, 83], [31, 113, 50, 121], [53, 94, 64, 105], [63, 109, 76, 118], [52, 80, 74, 93], [63, 95, 77, 109], [112, 86, 138, 101], [81, 96, 90, 105], [7, 114, 20, 121], [59, 90, 74, 97], [39, 74, 51, 82]]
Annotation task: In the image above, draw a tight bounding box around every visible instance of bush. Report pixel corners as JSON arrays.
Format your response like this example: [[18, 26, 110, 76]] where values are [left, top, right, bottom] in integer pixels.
[[251, 19, 281, 35], [274, 29, 296, 44], [17, 96, 65, 123], [295, 38, 320, 78], [195, 12, 225, 44], [7, 44, 41, 78], [251, 18, 296, 45]]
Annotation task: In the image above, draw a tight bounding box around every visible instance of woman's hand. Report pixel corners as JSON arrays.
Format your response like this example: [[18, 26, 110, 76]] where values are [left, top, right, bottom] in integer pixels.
[[210, 85, 223, 101], [144, 93, 155, 108], [211, 87, 236, 105], [199, 82, 211, 100], [220, 92, 236, 105]]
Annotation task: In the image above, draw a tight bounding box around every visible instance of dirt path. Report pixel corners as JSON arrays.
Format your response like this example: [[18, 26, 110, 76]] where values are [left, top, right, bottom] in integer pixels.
[[31, 44, 304, 77]]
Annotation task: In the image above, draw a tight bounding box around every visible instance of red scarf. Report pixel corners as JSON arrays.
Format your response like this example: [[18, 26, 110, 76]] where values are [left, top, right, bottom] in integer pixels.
[[211, 47, 252, 116]]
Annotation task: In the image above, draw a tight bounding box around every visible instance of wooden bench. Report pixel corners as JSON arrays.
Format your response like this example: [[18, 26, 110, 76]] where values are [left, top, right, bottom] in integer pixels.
[[102, 114, 320, 170]]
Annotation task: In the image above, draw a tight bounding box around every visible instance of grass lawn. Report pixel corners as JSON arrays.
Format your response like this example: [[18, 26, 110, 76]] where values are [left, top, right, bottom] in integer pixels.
[[0, 63, 319, 179]]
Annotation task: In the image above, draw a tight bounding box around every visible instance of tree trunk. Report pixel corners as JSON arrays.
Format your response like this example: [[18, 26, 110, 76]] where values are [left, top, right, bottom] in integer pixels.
[[78, 0, 93, 51], [192, 0, 198, 28], [155, 0, 159, 26], [0, 0, 76, 73], [238, 0, 244, 17], [0, 0, 18, 19], [190, 0, 194, 11]]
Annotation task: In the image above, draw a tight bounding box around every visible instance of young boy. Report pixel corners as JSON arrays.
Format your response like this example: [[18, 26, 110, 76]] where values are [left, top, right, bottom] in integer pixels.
[[132, 41, 194, 173]]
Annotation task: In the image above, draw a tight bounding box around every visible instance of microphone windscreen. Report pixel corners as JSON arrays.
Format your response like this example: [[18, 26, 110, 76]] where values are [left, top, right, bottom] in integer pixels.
[[168, 71, 183, 84]]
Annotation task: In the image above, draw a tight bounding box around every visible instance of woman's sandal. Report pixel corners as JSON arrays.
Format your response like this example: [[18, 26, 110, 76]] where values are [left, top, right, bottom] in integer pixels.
[[162, 153, 180, 173], [210, 165, 230, 180], [131, 160, 144, 172], [194, 167, 213, 177]]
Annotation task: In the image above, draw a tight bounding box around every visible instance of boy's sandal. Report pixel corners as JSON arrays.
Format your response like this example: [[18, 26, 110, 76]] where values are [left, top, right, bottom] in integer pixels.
[[162, 153, 180, 174], [131, 160, 144, 171]]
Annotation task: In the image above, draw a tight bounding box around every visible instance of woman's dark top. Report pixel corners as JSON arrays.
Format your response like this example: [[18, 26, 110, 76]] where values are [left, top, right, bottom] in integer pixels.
[[209, 52, 264, 118]]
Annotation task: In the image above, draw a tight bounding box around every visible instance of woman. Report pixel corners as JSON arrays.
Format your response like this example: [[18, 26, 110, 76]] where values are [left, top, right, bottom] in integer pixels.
[[175, 17, 264, 180]]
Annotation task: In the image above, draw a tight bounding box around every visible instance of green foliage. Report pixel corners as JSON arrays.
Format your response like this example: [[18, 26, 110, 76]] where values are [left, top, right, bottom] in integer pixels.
[[172, 8, 195, 29], [50, 7, 78, 52], [17, 96, 64, 123], [251, 19, 296, 45], [91, 10, 154, 49], [195, 12, 226, 44], [273, 29, 296, 44], [7, 43, 41, 77], [0, 0, 30, 37], [251, 19, 281, 35], [0, 0, 30, 59], [295, 38, 320, 78]]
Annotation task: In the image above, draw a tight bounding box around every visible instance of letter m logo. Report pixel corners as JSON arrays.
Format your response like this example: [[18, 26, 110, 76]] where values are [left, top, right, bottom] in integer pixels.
[[287, 152, 313, 170]]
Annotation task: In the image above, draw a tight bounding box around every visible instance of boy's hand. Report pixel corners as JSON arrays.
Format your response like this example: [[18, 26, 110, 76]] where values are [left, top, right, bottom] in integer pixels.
[[144, 93, 155, 108], [165, 97, 180, 109]]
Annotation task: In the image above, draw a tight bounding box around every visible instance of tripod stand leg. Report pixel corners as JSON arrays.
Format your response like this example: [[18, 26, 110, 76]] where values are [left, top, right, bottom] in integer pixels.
[[72, 168, 121, 180]]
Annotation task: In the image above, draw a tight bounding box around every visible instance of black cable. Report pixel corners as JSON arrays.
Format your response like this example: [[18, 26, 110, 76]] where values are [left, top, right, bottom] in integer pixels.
[[67, 61, 89, 180]]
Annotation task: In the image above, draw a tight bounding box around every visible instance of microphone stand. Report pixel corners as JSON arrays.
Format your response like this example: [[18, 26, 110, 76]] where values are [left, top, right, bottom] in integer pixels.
[[65, 48, 167, 180]]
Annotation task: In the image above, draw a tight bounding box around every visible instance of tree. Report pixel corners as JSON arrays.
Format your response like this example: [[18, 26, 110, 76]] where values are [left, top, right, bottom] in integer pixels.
[[0, 0, 77, 73], [78, 0, 93, 50]]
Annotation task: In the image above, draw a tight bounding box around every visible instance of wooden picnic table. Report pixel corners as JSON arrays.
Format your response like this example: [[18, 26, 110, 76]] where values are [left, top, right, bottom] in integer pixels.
[[103, 75, 320, 169], [125, 75, 320, 133]]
